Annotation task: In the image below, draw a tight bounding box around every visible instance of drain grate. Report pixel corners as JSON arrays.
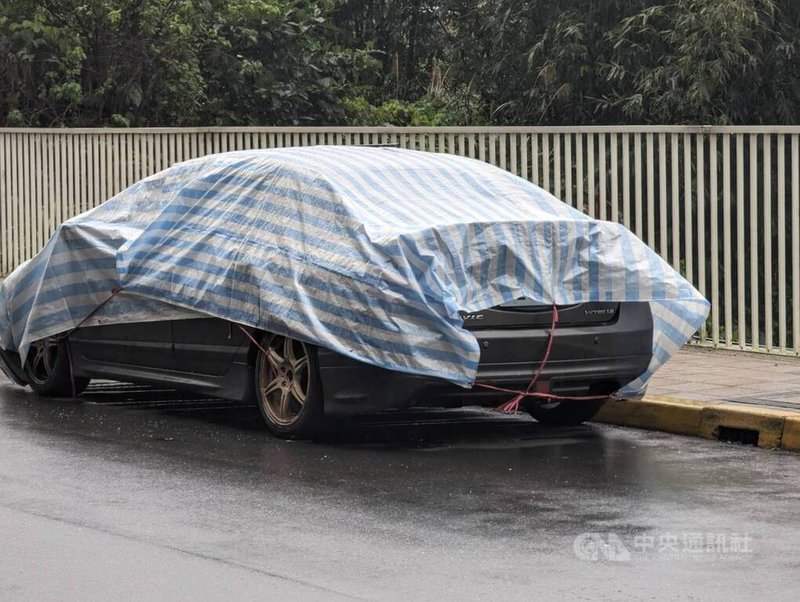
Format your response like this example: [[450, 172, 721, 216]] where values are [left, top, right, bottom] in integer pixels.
[[716, 426, 760, 446]]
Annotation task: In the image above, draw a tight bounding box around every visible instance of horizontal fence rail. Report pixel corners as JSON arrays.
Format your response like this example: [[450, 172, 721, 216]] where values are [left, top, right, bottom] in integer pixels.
[[0, 126, 798, 356]]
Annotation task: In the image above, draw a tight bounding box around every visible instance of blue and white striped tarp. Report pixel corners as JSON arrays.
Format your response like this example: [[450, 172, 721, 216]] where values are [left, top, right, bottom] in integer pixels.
[[0, 146, 709, 394]]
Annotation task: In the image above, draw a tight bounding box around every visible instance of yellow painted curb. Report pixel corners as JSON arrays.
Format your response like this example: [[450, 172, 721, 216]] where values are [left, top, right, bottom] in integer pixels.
[[782, 416, 800, 452], [595, 394, 800, 451], [595, 396, 702, 437]]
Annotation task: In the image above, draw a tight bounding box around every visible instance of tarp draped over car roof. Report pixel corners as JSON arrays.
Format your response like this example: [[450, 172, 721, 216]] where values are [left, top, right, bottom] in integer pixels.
[[0, 146, 709, 394]]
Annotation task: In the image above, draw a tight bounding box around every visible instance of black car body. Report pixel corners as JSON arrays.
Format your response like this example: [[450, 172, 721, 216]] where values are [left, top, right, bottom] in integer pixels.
[[1, 299, 653, 437]]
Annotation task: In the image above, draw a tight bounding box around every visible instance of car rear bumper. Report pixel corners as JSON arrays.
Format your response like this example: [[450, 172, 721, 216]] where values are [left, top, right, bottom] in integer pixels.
[[318, 302, 653, 416]]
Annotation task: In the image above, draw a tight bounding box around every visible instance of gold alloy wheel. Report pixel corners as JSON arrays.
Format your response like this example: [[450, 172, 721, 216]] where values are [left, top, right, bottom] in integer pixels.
[[257, 334, 311, 427], [26, 337, 60, 385]]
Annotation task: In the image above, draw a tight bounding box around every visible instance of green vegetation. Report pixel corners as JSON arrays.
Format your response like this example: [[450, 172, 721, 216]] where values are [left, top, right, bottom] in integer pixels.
[[2, 0, 799, 126]]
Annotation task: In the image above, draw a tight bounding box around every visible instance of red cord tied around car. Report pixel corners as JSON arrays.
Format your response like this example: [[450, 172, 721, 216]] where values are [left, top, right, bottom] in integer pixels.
[[61, 291, 603, 413], [474, 304, 608, 414]]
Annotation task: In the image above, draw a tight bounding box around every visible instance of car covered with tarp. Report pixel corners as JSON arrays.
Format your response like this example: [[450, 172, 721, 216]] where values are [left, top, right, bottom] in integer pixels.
[[0, 146, 709, 437]]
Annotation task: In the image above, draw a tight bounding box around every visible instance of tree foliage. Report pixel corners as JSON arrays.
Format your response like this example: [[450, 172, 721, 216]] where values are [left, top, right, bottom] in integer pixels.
[[2, 0, 799, 126]]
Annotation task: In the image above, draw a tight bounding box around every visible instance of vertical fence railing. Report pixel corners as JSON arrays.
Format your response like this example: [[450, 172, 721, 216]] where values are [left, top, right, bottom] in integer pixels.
[[1, 126, 798, 356]]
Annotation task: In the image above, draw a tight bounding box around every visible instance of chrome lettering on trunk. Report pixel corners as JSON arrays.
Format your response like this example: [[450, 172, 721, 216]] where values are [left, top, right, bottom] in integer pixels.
[[584, 309, 615, 316]]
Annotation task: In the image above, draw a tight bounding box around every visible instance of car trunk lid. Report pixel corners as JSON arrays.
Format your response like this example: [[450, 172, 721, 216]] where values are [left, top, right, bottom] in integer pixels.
[[461, 300, 619, 330]]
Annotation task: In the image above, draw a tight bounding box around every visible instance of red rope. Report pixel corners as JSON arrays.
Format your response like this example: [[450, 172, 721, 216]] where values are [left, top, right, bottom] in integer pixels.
[[54, 291, 605, 412], [238, 325, 268, 355], [65, 287, 123, 337], [237, 312, 607, 414], [474, 304, 607, 414]]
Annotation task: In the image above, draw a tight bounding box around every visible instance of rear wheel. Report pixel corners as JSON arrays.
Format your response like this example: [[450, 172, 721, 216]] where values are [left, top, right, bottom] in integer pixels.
[[254, 333, 325, 439], [24, 337, 89, 397], [525, 398, 608, 425]]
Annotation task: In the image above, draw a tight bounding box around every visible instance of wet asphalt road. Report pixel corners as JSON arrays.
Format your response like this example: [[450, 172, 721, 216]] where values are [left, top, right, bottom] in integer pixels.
[[1, 375, 799, 601]]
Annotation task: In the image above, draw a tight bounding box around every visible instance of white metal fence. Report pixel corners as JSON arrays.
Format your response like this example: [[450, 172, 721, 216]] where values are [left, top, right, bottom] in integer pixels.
[[1, 126, 798, 356]]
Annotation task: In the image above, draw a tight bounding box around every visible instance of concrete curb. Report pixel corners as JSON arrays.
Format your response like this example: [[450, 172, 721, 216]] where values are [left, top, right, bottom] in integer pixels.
[[595, 395, 800, 452]]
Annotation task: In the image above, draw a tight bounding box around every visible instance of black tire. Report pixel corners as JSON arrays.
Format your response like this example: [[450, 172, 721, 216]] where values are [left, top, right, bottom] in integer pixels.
[[24, 337, 90, 397], [525, 398, 608, 425], [254, 333, 325, 439]]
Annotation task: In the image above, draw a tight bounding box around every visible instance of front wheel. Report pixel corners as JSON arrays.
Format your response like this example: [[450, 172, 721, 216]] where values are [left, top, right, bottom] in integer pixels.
[[525, 398, 608, 425], [24, 337, 89, 397], [254, 333, 325, 439]]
